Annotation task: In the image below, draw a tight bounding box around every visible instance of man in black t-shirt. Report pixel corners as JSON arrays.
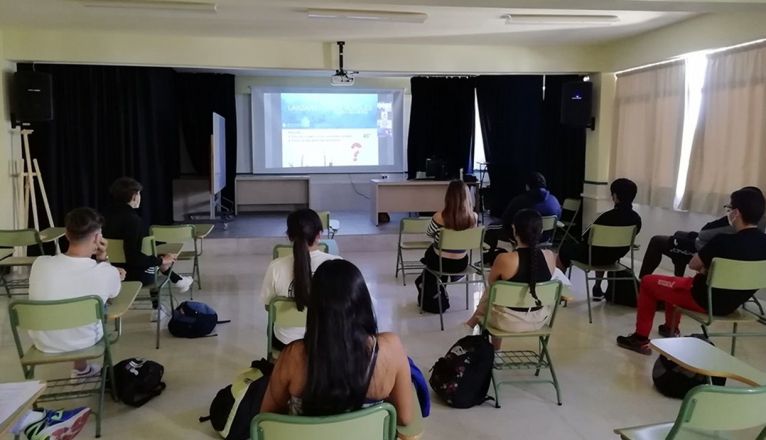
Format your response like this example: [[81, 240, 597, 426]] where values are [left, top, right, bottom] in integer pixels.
[[617, 188, 766, 355]]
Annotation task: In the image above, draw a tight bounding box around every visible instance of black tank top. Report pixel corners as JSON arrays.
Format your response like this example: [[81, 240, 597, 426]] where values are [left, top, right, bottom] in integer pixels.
[[505, 248, 552, 311]]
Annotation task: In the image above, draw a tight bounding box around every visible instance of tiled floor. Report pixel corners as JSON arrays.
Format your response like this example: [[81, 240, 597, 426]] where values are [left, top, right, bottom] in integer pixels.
[[2, 244, 765, 439]]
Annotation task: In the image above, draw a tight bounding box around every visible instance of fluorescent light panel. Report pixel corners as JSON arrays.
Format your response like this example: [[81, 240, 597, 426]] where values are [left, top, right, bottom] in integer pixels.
[[307, 9, 427, 24], [503, 13, 619, 24], [81, 0, 217, 13]]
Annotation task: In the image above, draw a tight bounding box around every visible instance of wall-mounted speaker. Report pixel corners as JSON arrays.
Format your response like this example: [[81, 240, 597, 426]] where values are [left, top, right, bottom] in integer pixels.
[[560, 81, 592, 128], [13, 71, 54, 122]]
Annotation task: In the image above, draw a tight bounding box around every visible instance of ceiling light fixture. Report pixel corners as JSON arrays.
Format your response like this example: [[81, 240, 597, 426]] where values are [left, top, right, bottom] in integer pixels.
[[502, 14, 619, 25], [80, 0, 217, 13], [307, 9, 427, 24]]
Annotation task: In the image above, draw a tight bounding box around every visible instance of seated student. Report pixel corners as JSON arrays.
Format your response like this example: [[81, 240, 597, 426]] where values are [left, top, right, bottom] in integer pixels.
[[260, 208, 340, 349], [485, 172, 562, 254], [261, 259, 414, 427], [557, 178, 642, 300], [102, 177, 191, 320], [29, 207, 124, 378], [10, 407, 92, 440], [415, 180, 478, 313], [465, 209, 560, 349], [638, 186, 766, 278], [617, 188, 766, 354]]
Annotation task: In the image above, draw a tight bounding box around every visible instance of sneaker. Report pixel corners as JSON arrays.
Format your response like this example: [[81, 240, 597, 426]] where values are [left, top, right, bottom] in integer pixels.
[[592, 285, 605, 302], [70, 364, 101, 382], [24, 407, 91, 440], [151, 304, 171, 322], [616, 333, 652, 355], [658, 324, 680, 338], [173, 276, 194, 293]]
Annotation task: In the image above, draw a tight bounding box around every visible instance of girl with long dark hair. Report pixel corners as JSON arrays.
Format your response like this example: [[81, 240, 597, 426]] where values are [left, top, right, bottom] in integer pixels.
[[261, 260, 414, 426], [260, 209, 340, 349], [465, 209, 558, 348], [415, 180, 478, 313]]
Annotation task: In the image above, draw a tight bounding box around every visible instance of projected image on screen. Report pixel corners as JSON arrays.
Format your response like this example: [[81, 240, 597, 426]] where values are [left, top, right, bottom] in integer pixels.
[[251, 88, 403, 174]]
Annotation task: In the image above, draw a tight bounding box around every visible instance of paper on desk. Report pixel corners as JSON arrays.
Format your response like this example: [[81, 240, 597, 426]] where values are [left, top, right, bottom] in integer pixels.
[[0, 381, 45, 427]]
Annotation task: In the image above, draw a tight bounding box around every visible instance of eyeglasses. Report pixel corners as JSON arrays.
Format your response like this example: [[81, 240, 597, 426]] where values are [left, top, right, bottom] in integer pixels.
[[723, 204, 734, 212]]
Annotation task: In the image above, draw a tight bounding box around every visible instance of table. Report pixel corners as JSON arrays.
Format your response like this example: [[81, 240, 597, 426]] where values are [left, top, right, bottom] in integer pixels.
[[193, 223, 215, 239], [0, 381, 46, 436], [235, 175, 310, 214], [0, 248, 12, 261], [651, 337, 766, 386], [107, 281, 143, 320], [370, 179, 478, 226], [156, 243, 184, 256], [38, 227, 65, 243]]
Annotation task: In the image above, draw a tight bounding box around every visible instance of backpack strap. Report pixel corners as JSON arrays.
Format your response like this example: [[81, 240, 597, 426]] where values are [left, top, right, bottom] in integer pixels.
[[217, 319, 231, 324]]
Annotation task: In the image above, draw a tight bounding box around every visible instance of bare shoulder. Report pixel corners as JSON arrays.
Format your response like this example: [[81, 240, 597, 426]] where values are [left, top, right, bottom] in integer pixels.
[[495, 251, 518, 266], [433, 212, 444, 223], [377, 332, 406, 354]]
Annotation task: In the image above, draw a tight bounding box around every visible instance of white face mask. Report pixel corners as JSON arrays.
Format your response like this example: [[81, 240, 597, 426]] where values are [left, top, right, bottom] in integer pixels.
[[726, 210, 735, 226]]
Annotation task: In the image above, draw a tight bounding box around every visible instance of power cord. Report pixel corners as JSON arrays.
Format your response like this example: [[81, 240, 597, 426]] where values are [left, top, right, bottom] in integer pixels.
[[348, 174, 371, 200]]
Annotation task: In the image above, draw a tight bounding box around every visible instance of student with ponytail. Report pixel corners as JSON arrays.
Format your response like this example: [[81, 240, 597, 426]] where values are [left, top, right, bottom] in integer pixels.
[[465, 209, 559, 349], [260, 209, 340, 349]]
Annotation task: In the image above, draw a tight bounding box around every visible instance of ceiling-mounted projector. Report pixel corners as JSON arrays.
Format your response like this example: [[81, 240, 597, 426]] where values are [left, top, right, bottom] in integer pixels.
[[331, 41, 357, 87]]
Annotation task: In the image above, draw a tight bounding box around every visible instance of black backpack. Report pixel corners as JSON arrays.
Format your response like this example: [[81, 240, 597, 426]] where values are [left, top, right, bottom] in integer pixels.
[[169, 301, 230, 338], [652, 335, 726, 399], [111, 358, 166, 407], [199, 359, 274, 440], [429, 335, 494, 408]]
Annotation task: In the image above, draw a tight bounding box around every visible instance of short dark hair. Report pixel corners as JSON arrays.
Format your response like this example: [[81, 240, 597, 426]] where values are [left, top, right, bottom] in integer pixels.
[[65, 207, 104, 243], [730, 188, 765, 225], [109, 177, 142, 204], [610, 178, 638, 204], [527, 172, 547, 189]]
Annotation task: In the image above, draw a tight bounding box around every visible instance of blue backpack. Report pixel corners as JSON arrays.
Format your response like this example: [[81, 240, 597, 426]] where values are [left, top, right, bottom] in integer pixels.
[[168, 301, 230, 338], [409, 357, 430, 417]]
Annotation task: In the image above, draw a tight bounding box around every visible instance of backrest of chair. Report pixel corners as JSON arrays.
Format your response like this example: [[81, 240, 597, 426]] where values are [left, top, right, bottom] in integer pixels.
[[269, 297, 308, 328], [9, 296, 105, 331], [541, 216, 557, 233], [400, 217, 431, 235], [562, 198, 581, 213], [587, 225, 636, 248], [438, 227, 484, 252], [105, 238, 127, 264], [318, 211, 330, 231], [142, 235, 157, 257], [669, 385, 766, 437], [273, 243, 329, 260], [150, 225, 195, 252], [486, 280, 562, 328], [252, 403, 397, 440], [707, 258, 766, 290], [0, 229, 41, 247]]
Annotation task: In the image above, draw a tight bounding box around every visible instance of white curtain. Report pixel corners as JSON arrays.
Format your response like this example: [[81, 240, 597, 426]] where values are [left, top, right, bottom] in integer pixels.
[[612, 62, 686, 208], [681, 44, 766, 214]]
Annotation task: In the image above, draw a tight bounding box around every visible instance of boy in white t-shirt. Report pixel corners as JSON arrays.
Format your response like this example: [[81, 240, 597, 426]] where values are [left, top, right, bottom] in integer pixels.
[[28, 207, 124, 379], [260, 209, 340, 348]]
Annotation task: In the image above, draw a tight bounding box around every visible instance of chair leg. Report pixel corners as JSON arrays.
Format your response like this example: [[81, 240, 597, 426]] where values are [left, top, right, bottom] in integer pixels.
[[437, 280, 445, 331], [395, 249, 401, 278], [465, 279, 469, 310], [731, 323, 738, 356], [491, 368, 501, 408], [584, 271, 593, 324], [1, 273, 10, 297], [542, 338, 562, 406]]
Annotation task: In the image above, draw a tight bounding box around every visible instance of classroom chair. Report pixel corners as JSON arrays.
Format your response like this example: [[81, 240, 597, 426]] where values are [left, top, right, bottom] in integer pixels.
[[539, 215, 557, 248], [676, 258, 766, 356], [266, 297, 307, 362], [318, 211, 340, 239], [8, 296, 117, 438], [272, 242, 330, 260], [394, 217, 432, 286], [554, 198, 581, 251], [569, 224, 638, 324], [481, 280, 563, 407], [252, 403, 397, 440], [614, 385, 766, 439], [150, 224, 200, 297], [0, 229, 45, 296]]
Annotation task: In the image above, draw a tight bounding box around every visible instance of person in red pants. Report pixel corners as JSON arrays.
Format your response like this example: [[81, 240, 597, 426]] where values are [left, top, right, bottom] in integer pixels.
[[617, 187, 766, 354]]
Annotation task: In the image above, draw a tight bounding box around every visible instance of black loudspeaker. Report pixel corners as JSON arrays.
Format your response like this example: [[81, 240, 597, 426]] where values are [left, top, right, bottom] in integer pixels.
[[14, 71, 53, 122], [560, 81, 592, 128]]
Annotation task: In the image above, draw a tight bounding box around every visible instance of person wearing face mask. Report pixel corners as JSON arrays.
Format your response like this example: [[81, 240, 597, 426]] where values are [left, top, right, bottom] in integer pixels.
[[102, 177, 192, 321], [617, 188, 766, 355]]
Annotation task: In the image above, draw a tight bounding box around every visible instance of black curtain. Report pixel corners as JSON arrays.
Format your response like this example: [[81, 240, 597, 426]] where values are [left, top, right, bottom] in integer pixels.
[[538, 75, 587, 201], [407, 77, 475, 179], [175, 73, 237, 204], [22, 64, 179, 226], [476, 75, 543, 216]]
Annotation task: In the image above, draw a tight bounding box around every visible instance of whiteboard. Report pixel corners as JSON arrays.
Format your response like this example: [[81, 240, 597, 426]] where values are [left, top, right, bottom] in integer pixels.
[[211, 113, 226, 195]]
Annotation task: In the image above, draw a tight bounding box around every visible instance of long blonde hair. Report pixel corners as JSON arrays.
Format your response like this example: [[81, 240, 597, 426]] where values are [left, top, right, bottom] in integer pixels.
[[442, 180, 474, 231]]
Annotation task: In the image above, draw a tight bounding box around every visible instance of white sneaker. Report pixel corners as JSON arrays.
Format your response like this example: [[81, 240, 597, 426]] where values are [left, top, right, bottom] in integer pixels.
[[173, 276, 194, 293], [150, 304, 171, 322], [70, 364, 101, 382]]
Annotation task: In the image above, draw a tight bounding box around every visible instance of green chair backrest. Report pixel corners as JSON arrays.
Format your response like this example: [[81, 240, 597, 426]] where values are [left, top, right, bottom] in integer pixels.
[[438, 227, 484, 252], [486, 281, 562, 328], [0, 229, 42, 247], [562, 198, 581, 213], [272, 243, 329, 260], [318, 211, 331, 231], [9, 296, 105, 331], [105, 238, 127, 264], [251, 403, 397, 440], [541, 216, 557, 233], [586, 224, 636, 248], [666, 385, 766, 438], [707, 258, 766, 290], [150, 225, 195, 252], [142, 235, 157, 257], [269, 297, 307, 328], [400, 217, 431, 235]]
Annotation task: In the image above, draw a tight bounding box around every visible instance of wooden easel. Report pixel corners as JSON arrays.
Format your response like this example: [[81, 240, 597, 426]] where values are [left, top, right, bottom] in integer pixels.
[[15, 128, 55, 238]]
